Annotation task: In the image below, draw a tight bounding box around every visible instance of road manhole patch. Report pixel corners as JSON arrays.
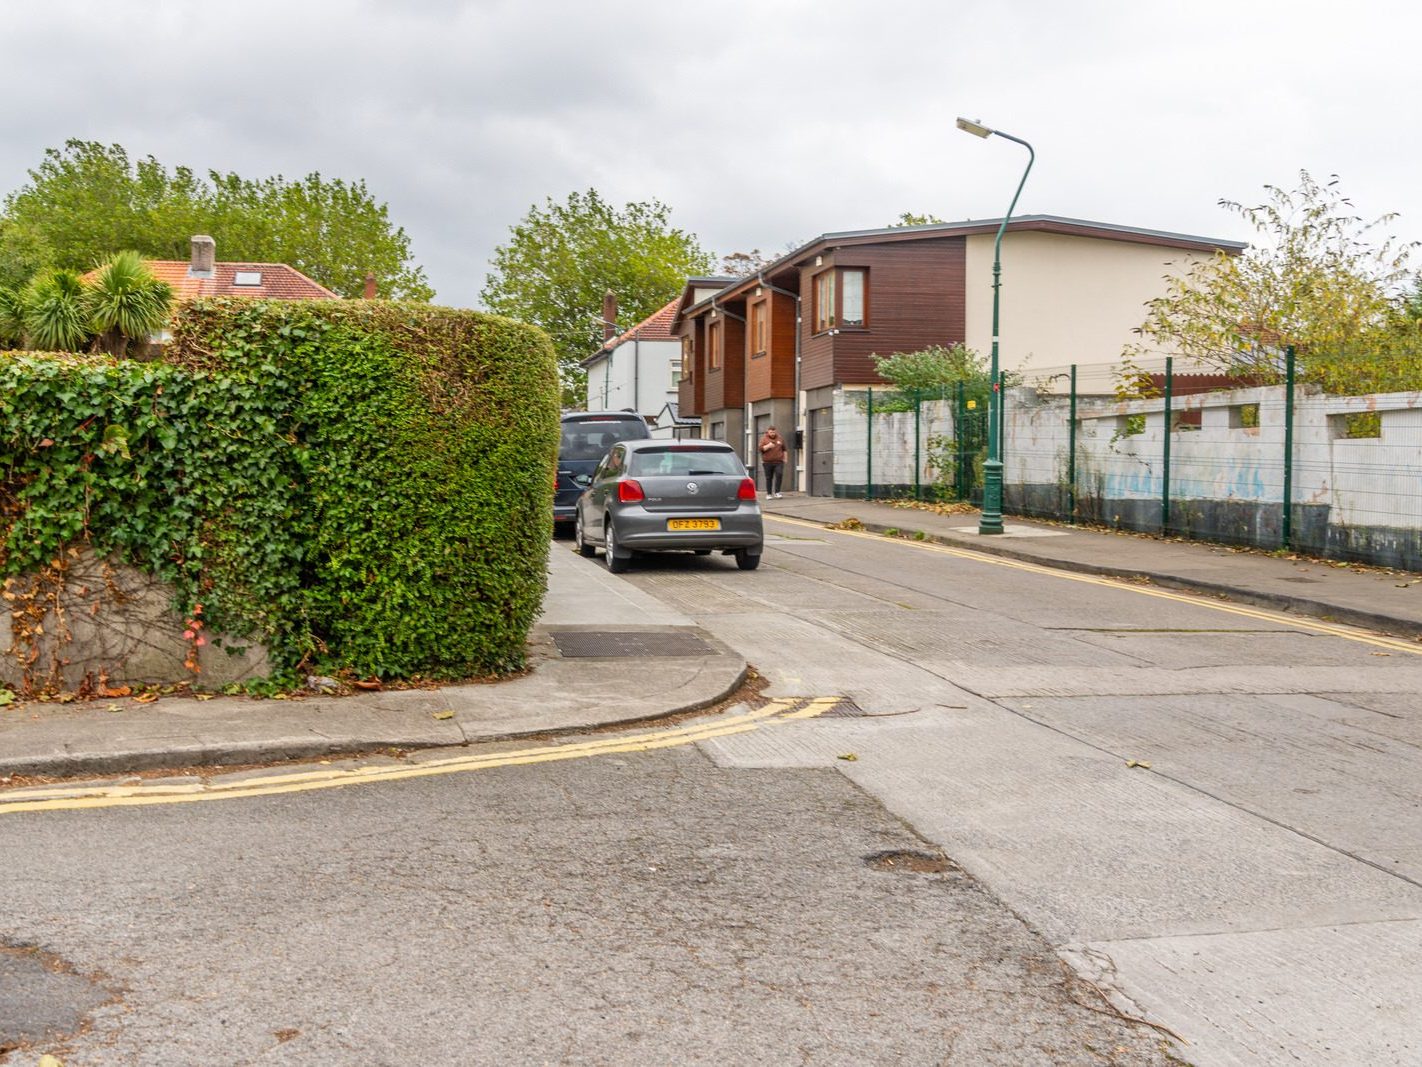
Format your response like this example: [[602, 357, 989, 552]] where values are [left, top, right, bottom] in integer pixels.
[[0, 943, 113, 1056], [864, 850, 958, 874]]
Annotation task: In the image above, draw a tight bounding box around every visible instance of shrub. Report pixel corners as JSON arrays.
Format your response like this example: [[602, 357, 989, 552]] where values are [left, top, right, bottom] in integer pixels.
[[1, 298, 560, 681]]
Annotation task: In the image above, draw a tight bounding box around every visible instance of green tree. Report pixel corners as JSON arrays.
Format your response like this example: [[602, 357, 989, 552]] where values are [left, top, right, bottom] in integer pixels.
[[891, 212, 946, 227], [0, 140, 432, 300], [481, 189, 713, 395], [1127, 171, 1422, 393], [872, 342, 990, 397], [87, 251, 173, 357], [21, 268, 91, 351]]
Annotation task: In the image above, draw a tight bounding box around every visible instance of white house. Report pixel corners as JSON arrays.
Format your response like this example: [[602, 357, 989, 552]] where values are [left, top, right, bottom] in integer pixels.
[[581, 297, 686, 438]]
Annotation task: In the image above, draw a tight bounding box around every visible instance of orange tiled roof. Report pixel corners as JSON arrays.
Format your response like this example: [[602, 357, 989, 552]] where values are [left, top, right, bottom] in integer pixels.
[[601, 298, 679, 350], [112, 260, 340, 301]]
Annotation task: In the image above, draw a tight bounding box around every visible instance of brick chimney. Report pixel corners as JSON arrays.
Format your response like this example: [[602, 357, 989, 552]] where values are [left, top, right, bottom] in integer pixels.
[[363, 272, 378, 299], [189, 235, 216, 278], [602, 290, 617, 343]]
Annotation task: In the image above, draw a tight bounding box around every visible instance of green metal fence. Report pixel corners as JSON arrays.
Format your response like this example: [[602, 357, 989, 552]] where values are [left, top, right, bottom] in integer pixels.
[[854, 385, 988, 503], [849, 349, 1346, 556]]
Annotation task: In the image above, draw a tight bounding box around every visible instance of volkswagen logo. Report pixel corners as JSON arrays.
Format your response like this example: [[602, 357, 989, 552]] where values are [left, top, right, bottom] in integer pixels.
[[686, 482, 699, 494]]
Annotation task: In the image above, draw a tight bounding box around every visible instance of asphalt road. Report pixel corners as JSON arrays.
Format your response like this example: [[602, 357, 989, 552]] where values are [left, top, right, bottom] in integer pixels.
[[629, 516, 1422, 1066], [4, 518, 1421, 1065]]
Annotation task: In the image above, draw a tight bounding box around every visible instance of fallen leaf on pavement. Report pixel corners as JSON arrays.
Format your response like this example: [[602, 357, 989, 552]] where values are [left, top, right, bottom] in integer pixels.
[[432, 710, 455, 720], [132, 693, 158, 704], [837, 753, 858, 762], [353, 677, 382, 691], [195, 693, 215, 701], [1125, 759, 1152, 769], [1371, 651, 1391, 656]]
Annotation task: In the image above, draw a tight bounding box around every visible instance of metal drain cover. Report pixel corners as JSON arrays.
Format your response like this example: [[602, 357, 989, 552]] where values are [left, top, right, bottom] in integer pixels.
[[550, 630, 715, 658]]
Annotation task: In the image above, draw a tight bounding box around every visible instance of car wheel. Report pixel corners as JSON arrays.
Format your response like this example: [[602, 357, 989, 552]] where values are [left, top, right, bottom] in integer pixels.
[[734, 548, 761, 571], [605, 521, 630, 574], [574, 510, 596, 558]]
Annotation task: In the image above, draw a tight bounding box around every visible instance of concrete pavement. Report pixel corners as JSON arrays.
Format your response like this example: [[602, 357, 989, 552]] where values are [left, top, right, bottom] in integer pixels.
[[763, 493, 1422, 639], [7, 493, 1419, 781], [0, 546, 747, 779]]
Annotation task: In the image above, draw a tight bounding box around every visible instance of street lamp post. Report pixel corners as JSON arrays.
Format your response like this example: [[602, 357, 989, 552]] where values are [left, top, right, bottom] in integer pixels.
[[956, 117, 1034, 535]]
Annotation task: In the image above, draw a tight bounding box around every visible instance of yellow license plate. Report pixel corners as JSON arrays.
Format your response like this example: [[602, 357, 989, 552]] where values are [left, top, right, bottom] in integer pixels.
[[667, 518, 721, 531]]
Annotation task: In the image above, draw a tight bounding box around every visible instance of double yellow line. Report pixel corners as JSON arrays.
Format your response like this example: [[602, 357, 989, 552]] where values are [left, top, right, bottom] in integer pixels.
[[768, 514, 1422, 656], [0, 697, 842, 816]]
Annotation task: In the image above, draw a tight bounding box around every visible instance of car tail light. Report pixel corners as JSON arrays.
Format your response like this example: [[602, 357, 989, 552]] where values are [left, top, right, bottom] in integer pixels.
[[737, 478, 757, 501], [617, 479, 646, 503]]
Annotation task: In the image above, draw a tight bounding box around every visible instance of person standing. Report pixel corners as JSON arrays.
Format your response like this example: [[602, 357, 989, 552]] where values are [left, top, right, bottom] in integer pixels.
[[758, 425, 787, 498]]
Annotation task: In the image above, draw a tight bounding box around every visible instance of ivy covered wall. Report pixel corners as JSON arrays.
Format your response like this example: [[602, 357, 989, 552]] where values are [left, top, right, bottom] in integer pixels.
[[1, 298, 560, 692]]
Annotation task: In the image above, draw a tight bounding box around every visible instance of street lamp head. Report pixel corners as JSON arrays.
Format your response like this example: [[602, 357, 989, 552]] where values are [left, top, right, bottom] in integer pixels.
[[956, 116, 993, 138]]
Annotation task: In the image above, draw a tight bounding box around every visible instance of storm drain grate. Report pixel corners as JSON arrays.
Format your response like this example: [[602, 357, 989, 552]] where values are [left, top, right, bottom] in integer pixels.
[[550, 630, 715, 658]]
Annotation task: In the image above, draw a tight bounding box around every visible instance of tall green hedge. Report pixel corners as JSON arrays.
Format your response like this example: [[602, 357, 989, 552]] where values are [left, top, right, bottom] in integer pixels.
[[0, 298, 560, 680]]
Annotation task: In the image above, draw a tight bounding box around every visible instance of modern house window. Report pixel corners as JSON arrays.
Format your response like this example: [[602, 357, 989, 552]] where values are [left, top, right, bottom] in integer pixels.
[[671, 368, 682, 387], [681, 335, 693, 378], [750, 299, 767, 356], [708, 320, 722, 371], [840, 269, 866, 327], [814, 271, 834, 332], [813, 268, 869, 333]]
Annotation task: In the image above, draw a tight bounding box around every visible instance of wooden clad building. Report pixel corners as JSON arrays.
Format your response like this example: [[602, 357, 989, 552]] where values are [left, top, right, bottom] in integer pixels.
[[672, 216, 1244, 495]]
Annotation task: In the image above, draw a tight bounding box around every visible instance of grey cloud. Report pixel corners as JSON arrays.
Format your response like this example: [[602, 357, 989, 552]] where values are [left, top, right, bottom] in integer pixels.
[[2, 0, 1419, 304]]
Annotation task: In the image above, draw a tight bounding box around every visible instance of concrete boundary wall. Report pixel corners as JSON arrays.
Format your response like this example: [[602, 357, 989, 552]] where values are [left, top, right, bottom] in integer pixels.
[[835, 382, 1422, 570]]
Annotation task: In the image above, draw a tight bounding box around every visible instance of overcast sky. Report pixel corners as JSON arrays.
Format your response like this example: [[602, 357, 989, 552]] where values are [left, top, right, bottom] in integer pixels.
[[5, 0, 1420, 306]]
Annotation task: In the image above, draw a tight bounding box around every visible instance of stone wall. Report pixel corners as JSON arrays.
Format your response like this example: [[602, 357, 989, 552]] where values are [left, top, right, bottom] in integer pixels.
[[2, 549, 269, 694]]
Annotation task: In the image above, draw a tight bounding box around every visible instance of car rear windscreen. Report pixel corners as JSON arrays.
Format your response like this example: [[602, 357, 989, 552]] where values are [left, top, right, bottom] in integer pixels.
[[629, 447, 745, 476], [559, 419, 648, 461]]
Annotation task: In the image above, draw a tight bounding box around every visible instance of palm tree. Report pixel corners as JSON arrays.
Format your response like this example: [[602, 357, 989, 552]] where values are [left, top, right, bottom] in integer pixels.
[[86, 251, 173, 358], [0, 286, 24, 347], [21, 268, 91, 352]]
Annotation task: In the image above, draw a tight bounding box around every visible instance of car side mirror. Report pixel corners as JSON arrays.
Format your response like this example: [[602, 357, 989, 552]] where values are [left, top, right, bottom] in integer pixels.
[[574, 473, 593, 487]]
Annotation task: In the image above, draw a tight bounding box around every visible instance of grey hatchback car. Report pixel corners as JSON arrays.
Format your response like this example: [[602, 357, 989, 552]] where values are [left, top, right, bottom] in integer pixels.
[[574, 440, 764, 573]]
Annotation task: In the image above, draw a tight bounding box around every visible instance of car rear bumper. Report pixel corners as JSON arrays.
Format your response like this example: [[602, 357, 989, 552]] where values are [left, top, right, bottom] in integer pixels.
[[615, 510, 764, 553]]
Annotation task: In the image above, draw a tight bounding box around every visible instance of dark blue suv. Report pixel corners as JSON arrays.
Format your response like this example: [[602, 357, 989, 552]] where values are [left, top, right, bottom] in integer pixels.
[[554, 411, 652, 530]]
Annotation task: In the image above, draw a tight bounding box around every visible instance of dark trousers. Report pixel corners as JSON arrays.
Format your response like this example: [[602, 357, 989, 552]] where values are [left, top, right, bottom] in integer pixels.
[[763, 461, 784, 495]]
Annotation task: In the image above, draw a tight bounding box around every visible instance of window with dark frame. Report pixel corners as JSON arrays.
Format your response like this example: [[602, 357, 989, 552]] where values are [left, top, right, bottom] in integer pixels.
[[681, 334, 693, 378], [812, 268, 869, 333], [840, 269, 866, 327], [708, 319, 722, 371]]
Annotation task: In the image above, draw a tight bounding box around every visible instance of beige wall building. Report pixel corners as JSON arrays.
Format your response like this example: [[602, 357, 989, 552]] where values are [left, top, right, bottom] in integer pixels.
[[963, 223, 1238, 393]]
